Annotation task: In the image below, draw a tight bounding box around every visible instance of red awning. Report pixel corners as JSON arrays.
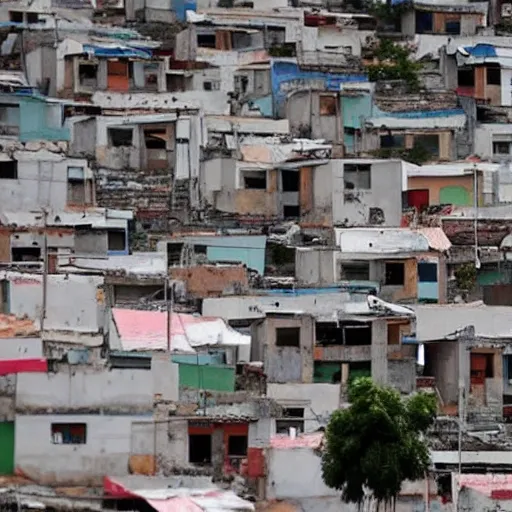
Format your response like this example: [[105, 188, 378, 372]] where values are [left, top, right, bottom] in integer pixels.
[[0, 359, 47, 376]]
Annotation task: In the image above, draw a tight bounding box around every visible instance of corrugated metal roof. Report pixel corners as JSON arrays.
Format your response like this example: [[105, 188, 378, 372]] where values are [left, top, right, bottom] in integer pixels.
[[111, 308, 250, 353], [414, 228, 452, 253]]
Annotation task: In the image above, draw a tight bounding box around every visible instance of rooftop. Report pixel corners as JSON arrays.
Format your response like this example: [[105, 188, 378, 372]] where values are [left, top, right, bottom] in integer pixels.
[[110, 308, 250, 353]]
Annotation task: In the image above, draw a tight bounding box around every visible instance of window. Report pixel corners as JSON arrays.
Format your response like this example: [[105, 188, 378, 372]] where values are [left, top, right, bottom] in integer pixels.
[[281, 170, 299, 192], [385, 262, 405, 285], [78, 63, 98, 88], [445, 20, 460, 34], [344, 163, 371, 190], [276, 407, 304, 434], [12, 247, 40, 262], [108, 230, 126, 251], [108, 128, 133, 147], [493, 141, 511, 155], [194, 244, 207, 255], [144, 129, 166, 150], [189, 434, 212, 464], [418, 262, 437, 282], [414, 134, 439, 158], [319, 95, 337, 116], [487, 66, 501, 86], [283, 205, 300, 218], [275, 326, 300, 347], [0, 280, 9, 314], [203, 81, 212, 91], [51, 423, 86, 444], [197, 34, 216, 48], [242, 170, 266, 189], [228, 435, 248, 456], [340, 262, 370, 280], [67, 166, 92, 206], [343, 322, 372, 346], [380, 134, 405, 149], [0, 160, 17, 179], [458, 68, 474, 87]]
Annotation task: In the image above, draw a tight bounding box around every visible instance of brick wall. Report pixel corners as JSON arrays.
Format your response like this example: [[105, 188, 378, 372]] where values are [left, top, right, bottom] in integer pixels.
[[170, 265, 249, 298]]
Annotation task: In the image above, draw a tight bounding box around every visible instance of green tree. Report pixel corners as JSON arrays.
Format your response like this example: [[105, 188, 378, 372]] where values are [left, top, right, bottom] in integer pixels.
[[321, 378, 437, 510]]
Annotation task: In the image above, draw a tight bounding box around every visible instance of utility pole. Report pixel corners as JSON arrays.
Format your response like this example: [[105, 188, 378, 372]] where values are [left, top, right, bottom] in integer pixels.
[[166, 276, 173, 353], [40, 208, 48, 333]]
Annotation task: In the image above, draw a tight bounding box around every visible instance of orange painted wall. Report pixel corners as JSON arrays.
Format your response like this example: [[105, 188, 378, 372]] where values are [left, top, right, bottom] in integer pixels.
[[408, 174, 479, 205]]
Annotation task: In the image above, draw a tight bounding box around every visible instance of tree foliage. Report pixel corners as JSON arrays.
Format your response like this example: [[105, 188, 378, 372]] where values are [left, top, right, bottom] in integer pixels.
[[366, 39, 422, 91], [321, 378, 437, 508]]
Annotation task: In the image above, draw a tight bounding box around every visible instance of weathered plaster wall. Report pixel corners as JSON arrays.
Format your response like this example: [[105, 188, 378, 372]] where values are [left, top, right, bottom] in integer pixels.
[[267, 383, 340, 431], [0, 152, 92, 212], [408, 175, 476, 205], [1, 273, 105, 343], [16, 368, 154, 413], [332, 160, 404, 227], [15, 414, 151, 485], [256, 315, 315, 384], [266, 447, 338, 500]]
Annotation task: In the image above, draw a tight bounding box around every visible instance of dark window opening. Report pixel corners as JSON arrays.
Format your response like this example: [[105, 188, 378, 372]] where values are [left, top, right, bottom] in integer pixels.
[[9, 11, 23, 22], [418, 263, 437, 283], [414, 134, 439, 157], [487, 66, 501, 86], [276, 326, 300, 347], [0, 280, 9, 314], [167, 74, 187, 92], [485, 353, 494, 378], [0, 160, 18, 179], [415, 10, 433, 33], [108, 230, 126, 251], [340, 262, 370, 280], [344, 163, 371, 190], [203, 81, 212, 91], [282, 170, 299, 192], [458, 68, 474, 87], [316, 322, 343, 345], [348, 361, 372, 385], [380, 134, 405, 149], [385, 262, 405, 285], [12, 247, 41, 262], [194, 244, 207, 255], [276, 407, 304, 434], [168, 242, 184, 266], [319, 95, 337, 116], [445, 20, 460, 35], [493, 141, 511, 155], [109, 128, 133, 147], [144, 129, 166, 149], [343, 321, 372, 346], [437, 473, 453, 503], [228, 435, 248, 456], [51, 423, 86, 444], [78, 63, 98, 87], [197, 34, 216, 48], [283, 205, 300, 218], [189, 434, 212, 464], [507, 356, 512, 380], [243, 171, 266, 189]]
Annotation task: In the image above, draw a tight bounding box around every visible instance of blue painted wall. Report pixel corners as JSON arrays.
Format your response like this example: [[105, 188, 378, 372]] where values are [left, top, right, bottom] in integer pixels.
[[249, 95, 273, 117], [174, 0, 196, 22], [182, 235, 267, 274], [19, 97, 70, 142], [271, 59, 367, 117]]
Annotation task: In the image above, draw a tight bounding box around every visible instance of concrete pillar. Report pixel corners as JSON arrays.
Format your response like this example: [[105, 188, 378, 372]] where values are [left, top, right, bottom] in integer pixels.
[[371, 319, 388, 385], [211, 428, 224, 480]]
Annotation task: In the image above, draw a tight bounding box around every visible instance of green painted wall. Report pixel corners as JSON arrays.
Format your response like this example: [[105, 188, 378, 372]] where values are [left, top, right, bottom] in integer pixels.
[[179, 364, 236, 392], [439, 186, 470, 206], [477, 270, 503, 286], [313, 362, 340, 383], [0, 422, 14, 474]]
